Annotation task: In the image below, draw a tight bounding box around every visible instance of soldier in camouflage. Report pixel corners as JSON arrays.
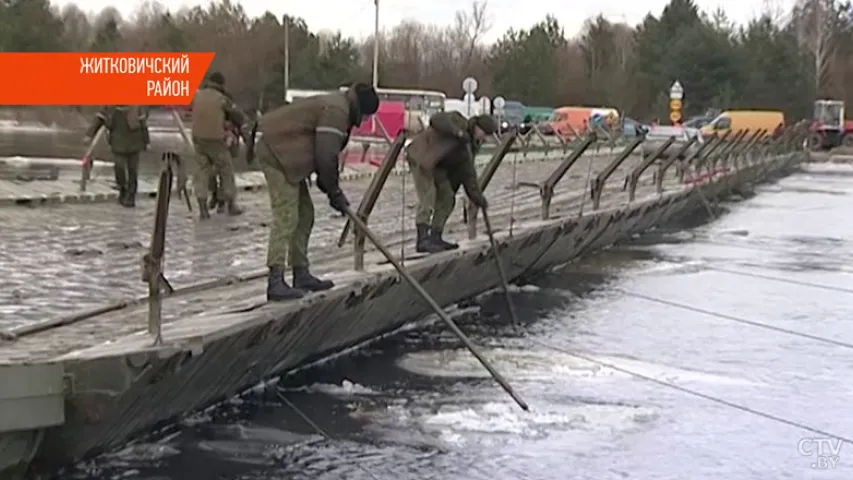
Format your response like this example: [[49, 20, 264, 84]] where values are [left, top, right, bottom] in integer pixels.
[[405, 111, 496, 253], [207, 120, 241, 213], [255, 83, 379, 301], [84, 105, 150, 207], [190, 71, 248, 219]]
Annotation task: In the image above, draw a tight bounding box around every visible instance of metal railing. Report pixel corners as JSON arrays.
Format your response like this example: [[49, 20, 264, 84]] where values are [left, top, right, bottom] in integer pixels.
[[516, 133, 597, 220], [337, 133, 408, 271], [2, 119, 810, 347]]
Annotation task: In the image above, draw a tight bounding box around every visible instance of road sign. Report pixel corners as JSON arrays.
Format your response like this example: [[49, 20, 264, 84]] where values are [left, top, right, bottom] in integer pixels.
[[462, 77, 478, 95], [669, 110, 682, 123], [479, 96, 491, 113], [670, 80, 684, 100], [493, 96, 506, 110], [669, 99, 682, 110]]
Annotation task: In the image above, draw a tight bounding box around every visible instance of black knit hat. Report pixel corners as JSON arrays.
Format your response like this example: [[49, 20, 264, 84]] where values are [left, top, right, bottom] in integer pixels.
[[208, 71, 225, 86], [352, 83, 379, 115]]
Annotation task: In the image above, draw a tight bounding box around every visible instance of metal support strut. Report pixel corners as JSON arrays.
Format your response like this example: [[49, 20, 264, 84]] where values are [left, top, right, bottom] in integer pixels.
[[337, 133, 408, 270], [655, 135, 698, 193], [590, 135, 644, 210], [141, 153, 179, 345], [627, 135, 676, 201], [516, 133, 596, 220]]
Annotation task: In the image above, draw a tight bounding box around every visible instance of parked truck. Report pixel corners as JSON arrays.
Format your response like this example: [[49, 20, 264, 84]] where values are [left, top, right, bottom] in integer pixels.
[[807, 99, 853, 150]]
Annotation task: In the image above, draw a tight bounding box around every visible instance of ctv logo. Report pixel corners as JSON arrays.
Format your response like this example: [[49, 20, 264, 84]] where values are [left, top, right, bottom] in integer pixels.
[[797, 438, 843, 469]]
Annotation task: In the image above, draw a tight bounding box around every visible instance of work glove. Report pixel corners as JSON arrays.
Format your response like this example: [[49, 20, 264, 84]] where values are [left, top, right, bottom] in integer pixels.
[[328, 189, 350, 215], [470, 193, 488, 210]]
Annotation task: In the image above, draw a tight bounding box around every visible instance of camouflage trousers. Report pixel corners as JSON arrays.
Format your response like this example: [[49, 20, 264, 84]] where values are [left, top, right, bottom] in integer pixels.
[[262, 161, 314, 269], [112, 151, 140, 196], [208, 144, 240, 204], [192, 138, 236, 201], [407, 156, 461, 231]]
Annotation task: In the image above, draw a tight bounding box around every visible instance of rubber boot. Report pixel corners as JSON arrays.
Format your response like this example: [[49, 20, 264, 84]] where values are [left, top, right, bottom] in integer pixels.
[[431, 228, 458, 250], [216, 201, 226, 214], [208, 196, 218, 210], [415, 224, 444, 253], [197, 198, 210, 220], [267, 267, 304, 301], [117, 188, 127, 206], [293, 266, 334, 291], [227, 200, 243, 216]]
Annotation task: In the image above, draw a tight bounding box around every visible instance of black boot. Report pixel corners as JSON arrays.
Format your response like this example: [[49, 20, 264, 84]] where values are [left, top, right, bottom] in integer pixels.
[[196, 198, 210, 220], [431, 228, 458, 250], [267, 267, 305, 301], [217, 201, 226, 214], [117, 188, 127, 206], [125, 176, 137, 208], [415, 224, 444, 253], [227, 200, 243, 216], [123, 187, 136, 208], [292, 266, 334, 292], [208, 196, 218, 210]]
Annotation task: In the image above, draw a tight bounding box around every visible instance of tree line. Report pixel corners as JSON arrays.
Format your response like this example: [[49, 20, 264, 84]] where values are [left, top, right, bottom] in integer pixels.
[[1, 0, 852, 121]]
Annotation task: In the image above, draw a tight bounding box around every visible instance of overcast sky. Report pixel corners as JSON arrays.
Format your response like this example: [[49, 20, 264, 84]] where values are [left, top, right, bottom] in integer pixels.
[[56, 0, 794, 43]]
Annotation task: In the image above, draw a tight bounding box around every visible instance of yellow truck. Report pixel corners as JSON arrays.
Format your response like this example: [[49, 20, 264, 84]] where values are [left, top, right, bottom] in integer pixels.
[[700, 110, 784, 138]]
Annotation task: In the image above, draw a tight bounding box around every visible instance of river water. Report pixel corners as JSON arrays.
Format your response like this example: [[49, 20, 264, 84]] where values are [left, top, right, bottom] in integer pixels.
[[49, 163, 853, 479]]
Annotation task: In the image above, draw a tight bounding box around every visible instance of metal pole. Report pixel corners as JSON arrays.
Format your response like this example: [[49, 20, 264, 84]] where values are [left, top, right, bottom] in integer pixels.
[[481, 209, 520, 325], [283, 20, 290, 102], [80, 127, 105, 192], [372, 0, 379, 88], [343, 207, 529, 411]]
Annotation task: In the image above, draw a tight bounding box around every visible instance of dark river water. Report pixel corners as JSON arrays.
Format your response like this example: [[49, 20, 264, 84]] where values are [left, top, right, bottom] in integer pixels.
[[47, 163, 853, 479]]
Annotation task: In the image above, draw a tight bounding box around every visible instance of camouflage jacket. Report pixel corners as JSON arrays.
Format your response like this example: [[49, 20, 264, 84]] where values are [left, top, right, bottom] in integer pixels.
[[191, 82, 246, 141], [258, 90, 361, 185], [406, 111, 482, 199], [86, 106, 150, 154]]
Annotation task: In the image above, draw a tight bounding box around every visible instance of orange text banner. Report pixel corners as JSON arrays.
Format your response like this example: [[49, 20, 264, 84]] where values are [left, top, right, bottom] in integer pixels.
[[0, 52, 215, 106]]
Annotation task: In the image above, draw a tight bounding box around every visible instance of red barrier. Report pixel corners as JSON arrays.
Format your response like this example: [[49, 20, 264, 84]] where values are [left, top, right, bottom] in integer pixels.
[[350, 101, 406, 139]]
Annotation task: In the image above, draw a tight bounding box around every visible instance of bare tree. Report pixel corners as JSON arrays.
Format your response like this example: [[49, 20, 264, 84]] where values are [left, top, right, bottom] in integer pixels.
[[448, 1, 492, 71], [794, 0, 838, 93]]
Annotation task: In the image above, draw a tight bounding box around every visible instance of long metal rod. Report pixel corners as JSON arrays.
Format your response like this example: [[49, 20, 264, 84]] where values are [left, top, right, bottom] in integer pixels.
[[284, 20, 290, 99], [344, 206, 529, 411], [481, 209, 520, 325], [80, 126, 105, 192], [274, 389, 382, 480], [372, 2, 379, 88]]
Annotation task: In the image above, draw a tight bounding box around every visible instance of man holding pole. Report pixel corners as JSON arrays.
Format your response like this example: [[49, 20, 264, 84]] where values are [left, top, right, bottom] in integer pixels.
[[255, 83, 379, 301], [84, 105, 150, 207], [191, 71, 248, 219], [405, 111, 496, 253]]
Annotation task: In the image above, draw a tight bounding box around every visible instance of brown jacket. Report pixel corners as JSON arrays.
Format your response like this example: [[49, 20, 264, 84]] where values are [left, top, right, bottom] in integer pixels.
[[258, 91, 357, 184], [191, 83, 245, 141], [407, 111, 482, 199]]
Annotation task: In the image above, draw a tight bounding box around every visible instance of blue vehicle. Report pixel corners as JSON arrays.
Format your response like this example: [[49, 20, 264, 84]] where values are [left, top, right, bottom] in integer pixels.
[[495, 100, 525, 133], [621, 117, 648, 137]]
